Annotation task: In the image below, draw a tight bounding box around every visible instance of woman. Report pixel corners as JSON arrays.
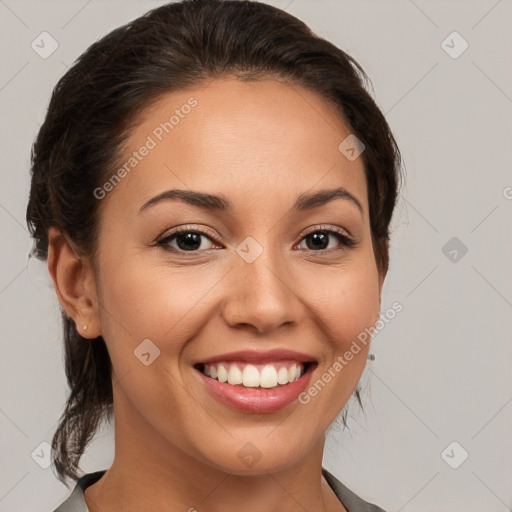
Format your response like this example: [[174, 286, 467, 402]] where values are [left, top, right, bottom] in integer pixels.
[[26, 1, 402, 510]]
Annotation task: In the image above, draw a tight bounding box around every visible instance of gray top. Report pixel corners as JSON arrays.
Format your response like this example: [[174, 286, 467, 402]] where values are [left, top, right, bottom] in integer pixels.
[[53, 467, 387, 512]]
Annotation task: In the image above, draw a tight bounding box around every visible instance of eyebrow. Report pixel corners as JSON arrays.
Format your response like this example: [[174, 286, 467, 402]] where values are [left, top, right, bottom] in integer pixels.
[[138, 186, 363, 216]]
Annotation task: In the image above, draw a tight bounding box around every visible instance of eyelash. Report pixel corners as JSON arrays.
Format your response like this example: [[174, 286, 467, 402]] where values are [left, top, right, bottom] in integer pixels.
[[155, 224, 357, 256]]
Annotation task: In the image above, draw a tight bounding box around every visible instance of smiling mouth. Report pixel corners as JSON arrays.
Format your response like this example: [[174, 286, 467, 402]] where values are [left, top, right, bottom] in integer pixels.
[[193, 361, 317, 389]]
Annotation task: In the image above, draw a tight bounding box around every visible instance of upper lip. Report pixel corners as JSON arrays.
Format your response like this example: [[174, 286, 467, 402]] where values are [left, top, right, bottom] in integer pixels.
[[196, 348, 317, 365]]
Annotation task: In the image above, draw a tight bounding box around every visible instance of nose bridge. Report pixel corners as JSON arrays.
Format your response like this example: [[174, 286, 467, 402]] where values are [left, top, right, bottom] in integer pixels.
[[239, 234, 293, 299], [243, 244, 287, 293], [223, 234, 302, 332]]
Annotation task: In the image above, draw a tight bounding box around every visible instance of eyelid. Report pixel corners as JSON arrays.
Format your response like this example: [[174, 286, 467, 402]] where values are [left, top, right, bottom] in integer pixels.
[[157, 224, 219, 242], [300, 224, 352, 240]]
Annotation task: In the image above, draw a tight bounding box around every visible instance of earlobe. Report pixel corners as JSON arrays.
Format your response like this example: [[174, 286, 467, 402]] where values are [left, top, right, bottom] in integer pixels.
[[47, 227, 101, 338]]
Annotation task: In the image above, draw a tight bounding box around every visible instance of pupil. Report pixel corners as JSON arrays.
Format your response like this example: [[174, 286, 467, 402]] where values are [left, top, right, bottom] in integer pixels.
[[177, 232, 201, 251], [308, 232, 328, 250]]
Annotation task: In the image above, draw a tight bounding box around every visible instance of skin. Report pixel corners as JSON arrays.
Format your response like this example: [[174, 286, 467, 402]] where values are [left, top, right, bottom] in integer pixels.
[[48, 77, 386, 512]]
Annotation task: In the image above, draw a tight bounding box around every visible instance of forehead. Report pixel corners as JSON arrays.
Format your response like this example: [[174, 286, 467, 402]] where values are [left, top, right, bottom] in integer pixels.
[[103, 77, 368, 216]]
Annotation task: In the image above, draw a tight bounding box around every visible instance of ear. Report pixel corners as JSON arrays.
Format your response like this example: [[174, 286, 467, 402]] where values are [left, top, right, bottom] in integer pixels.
[[47, 227, 101, 338]]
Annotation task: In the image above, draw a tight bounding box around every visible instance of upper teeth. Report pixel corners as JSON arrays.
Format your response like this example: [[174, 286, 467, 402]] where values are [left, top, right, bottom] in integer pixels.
[[202, 361, 305, 388]]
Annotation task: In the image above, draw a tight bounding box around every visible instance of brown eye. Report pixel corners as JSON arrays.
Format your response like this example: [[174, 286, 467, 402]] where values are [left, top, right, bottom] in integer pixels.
[[298, 228, 356, 253], [157, 228, 217, 253]]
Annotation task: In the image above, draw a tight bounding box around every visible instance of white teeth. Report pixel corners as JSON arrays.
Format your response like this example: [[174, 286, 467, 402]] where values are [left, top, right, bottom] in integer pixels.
[[242, 364, 260, 387], [277, 366, 289, 385], [217, 363, 228, 382], [227, 364, 243, 385], [202, 361, 306, 388], [289, 363, 297, 382], [260, 365, 278, 388]]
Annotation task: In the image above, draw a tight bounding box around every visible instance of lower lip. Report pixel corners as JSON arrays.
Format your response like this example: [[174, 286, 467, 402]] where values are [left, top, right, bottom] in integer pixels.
[[195, 364, 316, 413]]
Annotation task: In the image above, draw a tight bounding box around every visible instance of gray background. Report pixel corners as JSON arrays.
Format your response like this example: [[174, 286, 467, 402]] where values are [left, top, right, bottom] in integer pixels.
[[1, 0, 511, 511]]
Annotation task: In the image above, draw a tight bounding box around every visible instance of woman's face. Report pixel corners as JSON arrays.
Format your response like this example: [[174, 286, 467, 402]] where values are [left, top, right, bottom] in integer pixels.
[[89, 77, 384, 474]]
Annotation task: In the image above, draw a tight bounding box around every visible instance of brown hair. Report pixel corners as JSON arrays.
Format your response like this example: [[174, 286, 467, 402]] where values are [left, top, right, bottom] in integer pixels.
[[26, 0, 402, 486]]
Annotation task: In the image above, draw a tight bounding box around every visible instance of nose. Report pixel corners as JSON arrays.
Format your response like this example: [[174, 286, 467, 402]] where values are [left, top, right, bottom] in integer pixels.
[[221, 242, 304, 334]]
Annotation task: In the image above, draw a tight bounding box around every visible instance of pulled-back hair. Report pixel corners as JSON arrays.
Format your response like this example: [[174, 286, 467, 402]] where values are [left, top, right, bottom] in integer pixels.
[[26, 0, 402, 486]]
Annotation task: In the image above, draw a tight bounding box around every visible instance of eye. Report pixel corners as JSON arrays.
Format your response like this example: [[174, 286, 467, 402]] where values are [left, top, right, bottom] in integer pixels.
[[297, 225, 356, 253], [156, 226, 218, 253], [155, 224, 357, 255]]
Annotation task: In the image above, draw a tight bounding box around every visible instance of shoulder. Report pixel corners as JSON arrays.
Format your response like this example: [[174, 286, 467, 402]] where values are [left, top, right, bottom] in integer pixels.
[[52, 470, 107, 512], [322, 467, 387, 512]]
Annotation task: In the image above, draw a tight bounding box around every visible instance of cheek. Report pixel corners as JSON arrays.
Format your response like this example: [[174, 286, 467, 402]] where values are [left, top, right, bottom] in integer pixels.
[[309, 258, 380, 346], [99, 261, 213, 340], [94, 252, 215, 419], [282, 253, 381, 427]]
